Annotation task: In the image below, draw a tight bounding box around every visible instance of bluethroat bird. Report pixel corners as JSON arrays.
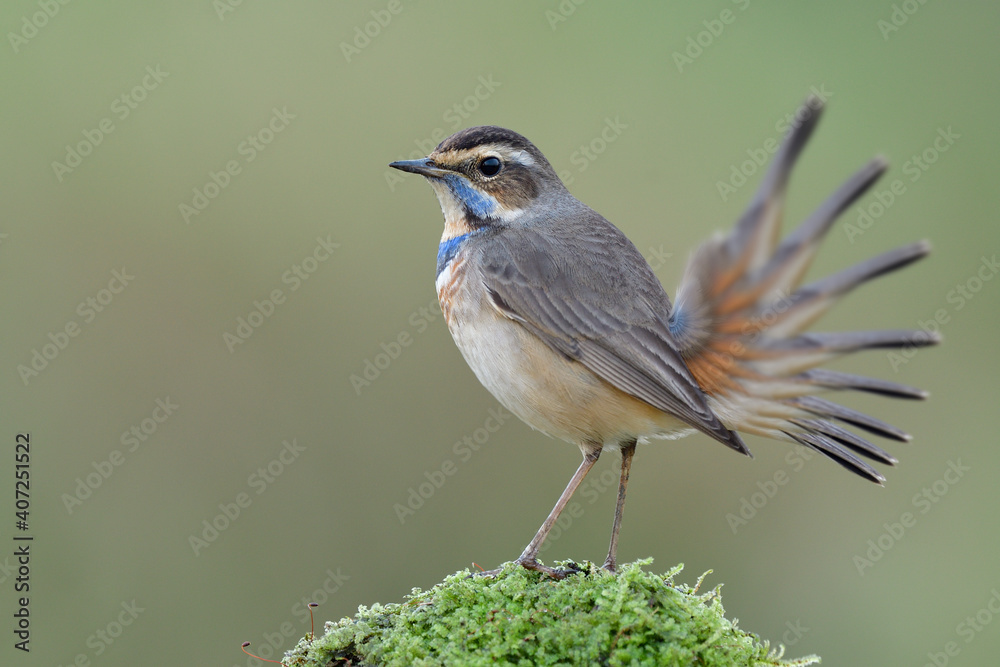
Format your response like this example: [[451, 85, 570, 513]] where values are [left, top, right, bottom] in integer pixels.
[[389, 96, 939, 579]]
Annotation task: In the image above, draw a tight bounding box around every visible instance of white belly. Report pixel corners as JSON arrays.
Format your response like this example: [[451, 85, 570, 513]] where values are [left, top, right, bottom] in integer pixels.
[[437, 261, 691, 450]]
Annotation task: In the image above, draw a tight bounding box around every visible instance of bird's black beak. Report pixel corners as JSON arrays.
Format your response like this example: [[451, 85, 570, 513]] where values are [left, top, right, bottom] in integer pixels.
[[388, 158, 451, 178]]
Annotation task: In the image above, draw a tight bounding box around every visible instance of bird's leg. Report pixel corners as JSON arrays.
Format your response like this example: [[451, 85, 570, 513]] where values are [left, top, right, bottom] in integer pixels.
[[602, 439, 637, 573], [513, 448, 601, 579]]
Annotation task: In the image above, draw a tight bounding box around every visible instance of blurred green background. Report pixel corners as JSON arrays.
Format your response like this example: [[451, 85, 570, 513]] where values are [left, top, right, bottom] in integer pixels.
[[2, 1, 998, 665]]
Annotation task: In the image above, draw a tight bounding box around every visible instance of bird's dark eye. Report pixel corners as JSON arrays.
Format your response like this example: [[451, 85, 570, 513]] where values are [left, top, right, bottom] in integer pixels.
[[478, 156, 502, 177]]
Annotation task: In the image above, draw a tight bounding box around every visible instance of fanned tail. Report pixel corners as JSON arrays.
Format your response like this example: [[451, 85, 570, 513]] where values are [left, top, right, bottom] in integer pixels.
[[670, 96, 939, 484]]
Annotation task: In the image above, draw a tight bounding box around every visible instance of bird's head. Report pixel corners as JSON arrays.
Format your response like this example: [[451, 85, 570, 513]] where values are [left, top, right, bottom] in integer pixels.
[[389, 126, 564, 229]]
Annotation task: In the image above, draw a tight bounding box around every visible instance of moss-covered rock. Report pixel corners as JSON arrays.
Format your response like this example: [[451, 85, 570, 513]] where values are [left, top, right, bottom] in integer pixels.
[[280, 559, 819, 666]]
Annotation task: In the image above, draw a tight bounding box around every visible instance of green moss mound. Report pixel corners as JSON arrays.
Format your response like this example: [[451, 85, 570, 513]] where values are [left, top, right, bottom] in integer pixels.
[[281, 559, 819, 666]]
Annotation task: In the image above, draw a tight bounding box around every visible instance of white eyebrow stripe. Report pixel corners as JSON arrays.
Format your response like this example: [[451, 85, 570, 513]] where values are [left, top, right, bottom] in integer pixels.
[[508, 149, 535, 168], [437, 144, 537, 174]]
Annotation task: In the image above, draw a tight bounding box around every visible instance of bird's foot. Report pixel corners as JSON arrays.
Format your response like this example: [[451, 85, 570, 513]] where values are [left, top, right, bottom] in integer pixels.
[[517, 557, 585, 580], [471, 558, 585, 580]]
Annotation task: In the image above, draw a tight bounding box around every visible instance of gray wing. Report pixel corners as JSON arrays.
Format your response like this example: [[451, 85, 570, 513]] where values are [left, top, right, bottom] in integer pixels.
[[476, 220, 749, 455]]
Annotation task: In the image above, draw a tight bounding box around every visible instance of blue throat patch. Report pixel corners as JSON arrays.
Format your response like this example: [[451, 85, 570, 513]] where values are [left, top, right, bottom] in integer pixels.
[[444, 174, 496, 220], [437, 232, 477, 277]]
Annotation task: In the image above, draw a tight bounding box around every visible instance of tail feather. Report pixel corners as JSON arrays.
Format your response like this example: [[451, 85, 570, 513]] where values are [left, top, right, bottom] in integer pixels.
[[748, 157, 889, 305], [670, 96, 939, 483], [756, 241, 931, 338], [799, 369, 928, 400], [756, 329, 940, 354], [790, 419, 897, 465], [748, 329, 940, 377], [729, 95, 826, 276], [787, 431, 885, 484], [788, 396, 911, 442]]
